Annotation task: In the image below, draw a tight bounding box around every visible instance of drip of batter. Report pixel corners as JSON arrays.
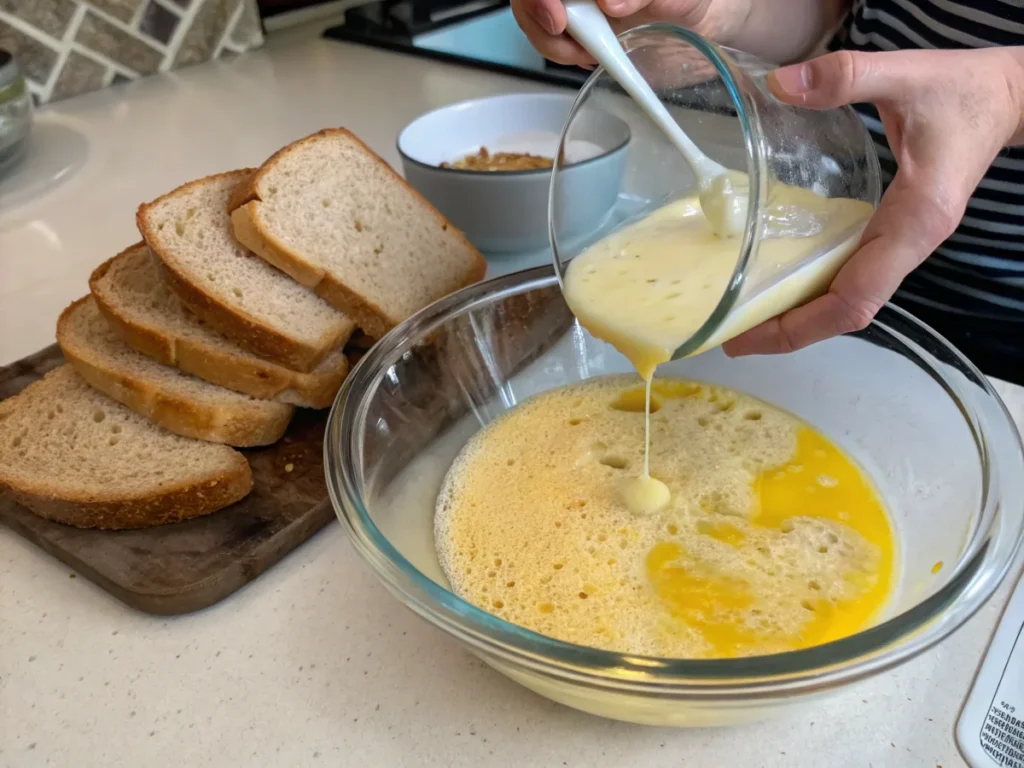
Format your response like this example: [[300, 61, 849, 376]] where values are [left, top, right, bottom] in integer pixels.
[[617, 378, 670, 514]]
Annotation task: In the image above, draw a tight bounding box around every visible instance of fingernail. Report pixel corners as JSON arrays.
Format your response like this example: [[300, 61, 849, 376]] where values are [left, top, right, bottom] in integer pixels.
[[769, 64, 812, 95], [537, 7, 557, 35], [604, 0, 627, 11]]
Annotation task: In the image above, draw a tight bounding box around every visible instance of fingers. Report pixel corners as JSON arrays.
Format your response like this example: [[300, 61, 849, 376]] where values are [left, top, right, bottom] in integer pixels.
[[723, 170, 961, 356], [511, 0, 596, 66], [721, 235, 903, 356], [597, 0, 648, 17], [519, 0, 567, 35], [767, 50, 918, 108], [721, 243, 892, 356]]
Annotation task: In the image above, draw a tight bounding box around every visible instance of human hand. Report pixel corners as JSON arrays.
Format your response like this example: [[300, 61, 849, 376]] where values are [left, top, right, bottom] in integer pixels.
[[510, 0, 739, 67], [723, 47, 1024, 357]]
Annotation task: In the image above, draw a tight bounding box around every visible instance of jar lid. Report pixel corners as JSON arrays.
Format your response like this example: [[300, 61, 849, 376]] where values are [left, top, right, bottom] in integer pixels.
[[0, 49, 19, 90]]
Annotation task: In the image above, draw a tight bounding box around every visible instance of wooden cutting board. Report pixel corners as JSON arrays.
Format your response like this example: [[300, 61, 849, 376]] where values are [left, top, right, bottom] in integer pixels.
[[0, 276, 575, 616], [0, 344, 335, 615]]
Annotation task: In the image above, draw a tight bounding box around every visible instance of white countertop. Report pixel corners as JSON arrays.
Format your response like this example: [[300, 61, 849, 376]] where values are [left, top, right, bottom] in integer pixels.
[[2, 26, 1023, 768]]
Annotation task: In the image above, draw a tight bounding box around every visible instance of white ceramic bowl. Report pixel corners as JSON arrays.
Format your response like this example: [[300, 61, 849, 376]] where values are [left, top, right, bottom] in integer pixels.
[[397, 93, 630, 253]]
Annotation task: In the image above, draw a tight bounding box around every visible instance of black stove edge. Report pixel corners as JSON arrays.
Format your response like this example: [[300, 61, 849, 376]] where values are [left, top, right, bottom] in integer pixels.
[[323, 24, 588, 89]]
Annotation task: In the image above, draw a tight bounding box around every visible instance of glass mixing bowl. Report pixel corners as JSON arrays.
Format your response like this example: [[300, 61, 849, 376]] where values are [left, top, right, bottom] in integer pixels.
[[326, 267, 1024, 727], [549, 25, 881, 359]]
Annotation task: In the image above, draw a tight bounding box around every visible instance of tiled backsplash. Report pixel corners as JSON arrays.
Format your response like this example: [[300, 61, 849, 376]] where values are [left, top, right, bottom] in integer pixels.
[[0, 0, 263, 104]]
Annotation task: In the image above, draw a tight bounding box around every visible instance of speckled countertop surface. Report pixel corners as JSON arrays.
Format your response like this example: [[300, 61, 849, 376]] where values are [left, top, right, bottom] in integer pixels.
[[2, 24, 1023, 768]]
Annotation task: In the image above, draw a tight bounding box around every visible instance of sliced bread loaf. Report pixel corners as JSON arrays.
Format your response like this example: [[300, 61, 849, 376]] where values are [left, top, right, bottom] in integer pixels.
[[137, 170, 355, 372], [229, 129, 487, 338], [90, 244, 349, 409], [0, 365, 252, 530], [58, 297, 293, 447]]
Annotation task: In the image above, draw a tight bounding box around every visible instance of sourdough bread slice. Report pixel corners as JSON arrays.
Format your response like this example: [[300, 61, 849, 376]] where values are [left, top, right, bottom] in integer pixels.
[[58, 297, 293, 447], [137, 170, 355, 372], [229, 129, 487, 338], [0, 365, 252, 530], [90, 244, 348, 409]]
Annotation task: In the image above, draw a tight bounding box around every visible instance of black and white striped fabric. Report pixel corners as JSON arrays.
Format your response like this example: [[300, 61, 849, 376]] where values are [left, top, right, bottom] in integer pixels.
[[829, 0, 1024, 320]]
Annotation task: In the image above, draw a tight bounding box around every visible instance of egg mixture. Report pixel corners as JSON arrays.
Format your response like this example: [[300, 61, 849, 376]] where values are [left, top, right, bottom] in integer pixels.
[[435, 378, 894, 658]]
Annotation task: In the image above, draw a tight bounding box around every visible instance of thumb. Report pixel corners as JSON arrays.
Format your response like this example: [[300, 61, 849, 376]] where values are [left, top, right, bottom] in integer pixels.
[[768, 50, 913, 109]]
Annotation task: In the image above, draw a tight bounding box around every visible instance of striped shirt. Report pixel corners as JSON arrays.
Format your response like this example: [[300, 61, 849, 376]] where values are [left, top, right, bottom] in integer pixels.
[[829, 0, 1024, 320]]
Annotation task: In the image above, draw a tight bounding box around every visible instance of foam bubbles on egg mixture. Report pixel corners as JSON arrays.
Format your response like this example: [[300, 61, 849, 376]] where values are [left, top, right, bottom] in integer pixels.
[[434, 377, 895, 659]]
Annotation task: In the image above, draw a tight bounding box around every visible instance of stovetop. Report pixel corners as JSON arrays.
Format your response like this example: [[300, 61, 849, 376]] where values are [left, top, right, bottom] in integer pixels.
[[323, 0, 590, 88]]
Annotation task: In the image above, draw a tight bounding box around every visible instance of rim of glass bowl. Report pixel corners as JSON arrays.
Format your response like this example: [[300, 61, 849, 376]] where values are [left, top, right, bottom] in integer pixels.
[[549, 24, 764, 362], [326, 267, 1024, 698]]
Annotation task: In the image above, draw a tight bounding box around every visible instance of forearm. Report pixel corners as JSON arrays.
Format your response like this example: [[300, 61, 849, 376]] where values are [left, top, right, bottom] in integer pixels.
[[1004, 47, 1024, 145], [716, 0, 852, 63]]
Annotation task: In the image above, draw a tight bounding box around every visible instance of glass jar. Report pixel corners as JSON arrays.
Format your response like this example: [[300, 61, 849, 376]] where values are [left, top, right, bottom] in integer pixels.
[[0, 49, 34, 176], [549, 25, 881, 360]]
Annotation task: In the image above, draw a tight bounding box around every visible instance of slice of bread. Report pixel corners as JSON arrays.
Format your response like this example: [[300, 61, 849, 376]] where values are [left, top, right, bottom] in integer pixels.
[[58, 297, 293, 447], [229, 129, 487, 338], [137, 170, 355, 372], [90, 244, 348, 409], [0, 365, 252, 530]]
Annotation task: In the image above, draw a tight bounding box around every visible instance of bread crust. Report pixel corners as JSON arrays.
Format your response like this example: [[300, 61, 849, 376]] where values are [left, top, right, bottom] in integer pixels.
[[225, 170, 257, 214], [90, 246, 348, 409], [137, 171, 353, 373], [228, 128, 488, 337], [3, 469, 251, 530], [57, 297, 294, 447]]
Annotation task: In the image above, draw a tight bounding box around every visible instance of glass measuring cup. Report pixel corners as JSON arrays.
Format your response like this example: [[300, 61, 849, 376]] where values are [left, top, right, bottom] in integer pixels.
[[549, 25, 882, 361]]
